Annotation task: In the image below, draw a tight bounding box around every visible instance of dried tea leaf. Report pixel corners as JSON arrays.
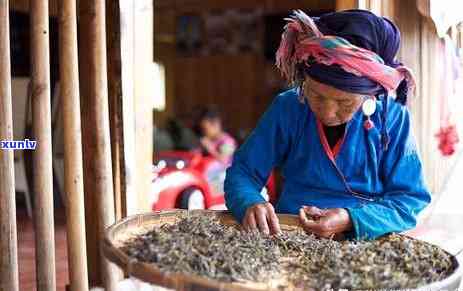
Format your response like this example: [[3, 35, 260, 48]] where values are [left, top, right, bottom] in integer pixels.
[[120, 214, 455, 290]]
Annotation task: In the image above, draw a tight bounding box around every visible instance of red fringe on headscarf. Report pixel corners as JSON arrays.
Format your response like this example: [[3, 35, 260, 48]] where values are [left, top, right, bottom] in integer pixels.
[[275, 10, 322, 85]]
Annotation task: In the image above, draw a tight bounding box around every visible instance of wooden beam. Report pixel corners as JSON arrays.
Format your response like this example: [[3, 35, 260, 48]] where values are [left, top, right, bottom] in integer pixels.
[[58, 0, 89, 290], [30, 0, 56, 290], [79, 0, 120, 289], [0, 1, 19, 290]]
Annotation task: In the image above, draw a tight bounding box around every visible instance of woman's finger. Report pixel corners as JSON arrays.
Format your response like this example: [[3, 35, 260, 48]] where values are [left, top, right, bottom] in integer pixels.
[[299, 208, 310, 224], [267, 206, 281, 235], [302, 205, 325, 217], [299, 208, 318, 229], [245, 211, 257, 232], [300, 210, 322, 230], [299, 208, 332, 234], [256, 207, 270, 234]]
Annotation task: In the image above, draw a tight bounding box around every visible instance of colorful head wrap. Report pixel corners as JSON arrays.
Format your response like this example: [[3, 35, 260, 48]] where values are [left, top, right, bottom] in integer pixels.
[[276, 9, 416, 105]]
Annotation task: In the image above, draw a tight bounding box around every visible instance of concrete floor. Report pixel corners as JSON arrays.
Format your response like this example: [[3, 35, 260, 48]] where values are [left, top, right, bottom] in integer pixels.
[[17, 208, 69, 291]]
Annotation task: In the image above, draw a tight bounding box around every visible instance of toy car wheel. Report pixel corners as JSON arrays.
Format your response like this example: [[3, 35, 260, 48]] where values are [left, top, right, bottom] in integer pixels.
[[179, 188, 206, 210]]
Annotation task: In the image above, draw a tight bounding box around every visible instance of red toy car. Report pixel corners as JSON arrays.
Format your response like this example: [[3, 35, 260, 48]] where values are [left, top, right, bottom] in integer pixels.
[[151, 150, 275, 211]]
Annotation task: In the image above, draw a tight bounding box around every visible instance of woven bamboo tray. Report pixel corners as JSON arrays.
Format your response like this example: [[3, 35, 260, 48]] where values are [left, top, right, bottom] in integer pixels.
[[103, 210, 462, 291]]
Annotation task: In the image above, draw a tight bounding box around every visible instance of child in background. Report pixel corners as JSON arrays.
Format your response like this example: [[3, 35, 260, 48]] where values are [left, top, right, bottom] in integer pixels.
[[197, 107, 237, 165]]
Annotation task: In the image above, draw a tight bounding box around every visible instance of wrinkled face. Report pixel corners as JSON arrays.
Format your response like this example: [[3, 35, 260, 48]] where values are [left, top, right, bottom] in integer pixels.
[[200, 118, 222, 138], [304, 77, 366, 126]]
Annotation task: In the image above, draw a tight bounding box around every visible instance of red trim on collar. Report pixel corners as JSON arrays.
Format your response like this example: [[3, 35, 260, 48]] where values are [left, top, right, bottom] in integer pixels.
[[316, 119, 345, 160], [332, 134, 345, 158]]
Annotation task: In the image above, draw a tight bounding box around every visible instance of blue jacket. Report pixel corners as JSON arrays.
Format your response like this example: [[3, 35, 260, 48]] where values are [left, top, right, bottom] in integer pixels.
[[224, 89, 431, 240]]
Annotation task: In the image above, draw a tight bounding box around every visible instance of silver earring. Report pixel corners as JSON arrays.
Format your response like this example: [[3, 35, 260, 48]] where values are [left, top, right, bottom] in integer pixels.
[[362, 97, 376, 130]]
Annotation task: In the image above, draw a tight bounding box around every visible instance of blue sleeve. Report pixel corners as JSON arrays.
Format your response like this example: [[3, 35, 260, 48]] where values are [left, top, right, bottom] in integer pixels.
[[224, 93, 293, 223], [346, 105, 431, 240]]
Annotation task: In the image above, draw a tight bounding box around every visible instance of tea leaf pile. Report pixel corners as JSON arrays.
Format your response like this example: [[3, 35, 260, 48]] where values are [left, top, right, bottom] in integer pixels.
[[120, 214, 455, 290], [121, 215, 281, 282]]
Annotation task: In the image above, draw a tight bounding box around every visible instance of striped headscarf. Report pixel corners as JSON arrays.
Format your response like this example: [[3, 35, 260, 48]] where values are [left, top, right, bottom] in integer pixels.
[[276, 10, 416, 105]]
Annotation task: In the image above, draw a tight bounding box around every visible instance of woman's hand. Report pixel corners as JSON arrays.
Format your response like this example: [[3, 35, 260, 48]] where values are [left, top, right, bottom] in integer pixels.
[[299, 205, 352, 239], [243, 202, 281, 235]]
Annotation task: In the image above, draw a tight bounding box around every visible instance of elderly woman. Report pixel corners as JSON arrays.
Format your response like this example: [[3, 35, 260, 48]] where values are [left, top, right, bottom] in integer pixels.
[[224, 10, 431, 240]]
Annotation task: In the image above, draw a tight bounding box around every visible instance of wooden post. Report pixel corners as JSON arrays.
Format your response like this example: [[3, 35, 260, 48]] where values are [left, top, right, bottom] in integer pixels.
[[58, 0, 89, 291], [107, 0, 124, 221], [459, 24, 463, 49], [30, 0, 56, 290], [133, 0, 154, 213], [457, 23, 463, 49], [119, 0, 137, 216], [0, 1, 19, 291], [78, 0, 102, 285], [80, 0, 120, 289]]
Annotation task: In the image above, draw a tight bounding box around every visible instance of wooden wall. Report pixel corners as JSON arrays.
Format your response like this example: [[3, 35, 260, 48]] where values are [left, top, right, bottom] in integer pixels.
[[359, 0, 463, 195], [159, 0, 462, 194], [155, 0, 335, 134], [155, 0, 333, 11]]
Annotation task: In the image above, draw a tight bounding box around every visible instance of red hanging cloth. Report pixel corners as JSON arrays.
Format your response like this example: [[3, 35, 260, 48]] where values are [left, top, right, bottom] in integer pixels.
[[435, 36, 460, 156]]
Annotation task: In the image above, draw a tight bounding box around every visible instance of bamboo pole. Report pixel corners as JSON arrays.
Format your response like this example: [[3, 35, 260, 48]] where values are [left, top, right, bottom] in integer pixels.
[[459, 24, 463, 49], [30, 0, 56, 290], [107, 0, 123, 221], [457, 24, 462, 49], [79, 1, 101, 285], [58, 1, 89, 291], [133, 0, 154, 213], [119, 0, 137, 216], [81, 0, 119, 289], [0, 1, 19, 291]]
